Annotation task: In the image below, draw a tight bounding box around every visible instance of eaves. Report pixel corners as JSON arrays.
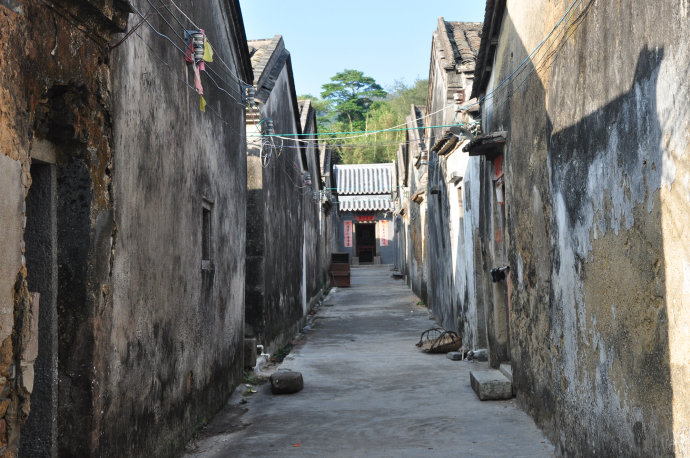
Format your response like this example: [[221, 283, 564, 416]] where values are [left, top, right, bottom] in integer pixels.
[[471, 0, 507, 99]]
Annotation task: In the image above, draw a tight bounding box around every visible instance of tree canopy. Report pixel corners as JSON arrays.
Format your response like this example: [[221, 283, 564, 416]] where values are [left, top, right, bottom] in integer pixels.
[[320, 69, 387, 132], [306, 76, 428, 164]]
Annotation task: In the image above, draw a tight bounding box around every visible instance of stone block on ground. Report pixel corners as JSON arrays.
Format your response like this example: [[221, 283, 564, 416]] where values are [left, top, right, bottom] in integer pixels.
[[270, 371, 303, 394], [500, 363, 513, 383], [470, 369, 513, 401], [446, 351, 463, 361]]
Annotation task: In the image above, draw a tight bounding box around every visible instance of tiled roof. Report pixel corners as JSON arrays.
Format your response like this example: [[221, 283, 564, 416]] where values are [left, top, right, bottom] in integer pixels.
[[298, 100, 314, 133], [247, 35, 290, 103], [334, 163, 395, 195], [338, 195, 394, 212], [446, 21, 482, 70], [472, 0, 506, 98], [319, 144, 331, 178]]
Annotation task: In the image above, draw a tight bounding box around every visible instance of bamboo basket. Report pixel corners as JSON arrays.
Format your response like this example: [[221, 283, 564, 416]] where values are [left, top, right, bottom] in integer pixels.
[[415, 327, 462, 353]]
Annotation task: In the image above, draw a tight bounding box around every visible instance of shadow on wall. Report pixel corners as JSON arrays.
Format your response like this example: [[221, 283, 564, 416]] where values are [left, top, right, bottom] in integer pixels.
[[546, 46, 673, 455], [425, 154, 457, 333], [491, 2, 681, 453]]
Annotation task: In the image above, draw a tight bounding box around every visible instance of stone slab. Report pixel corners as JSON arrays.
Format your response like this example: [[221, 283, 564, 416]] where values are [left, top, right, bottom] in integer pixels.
[[470, 369, 513, 401], [500, 363, 513, 383], [446, 351, 464, 361]]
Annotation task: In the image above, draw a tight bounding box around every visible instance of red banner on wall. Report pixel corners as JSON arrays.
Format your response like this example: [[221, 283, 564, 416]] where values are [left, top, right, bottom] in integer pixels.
[[379, 220, 388, 246], [344, 221, 353, 247]]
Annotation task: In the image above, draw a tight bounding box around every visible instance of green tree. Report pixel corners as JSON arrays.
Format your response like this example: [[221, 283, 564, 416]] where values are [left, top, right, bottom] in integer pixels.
[[320, 69, 387, 132], [329, 79, 429, 165]]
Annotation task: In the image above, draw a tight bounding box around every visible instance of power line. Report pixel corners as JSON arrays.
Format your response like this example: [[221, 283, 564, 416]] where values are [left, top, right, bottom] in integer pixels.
[[131, 3, 246, 106], [476, 0, 585, 109], [133, 30, 248, 138], [165, 0, 251, 88], [151, 0, 250, 90], [250, 0, 585, 142]]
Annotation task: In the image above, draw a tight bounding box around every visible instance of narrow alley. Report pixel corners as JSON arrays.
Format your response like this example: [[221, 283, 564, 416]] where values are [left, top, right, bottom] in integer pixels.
[[2, 0, 689, 456], [186, 266, 553, 457]]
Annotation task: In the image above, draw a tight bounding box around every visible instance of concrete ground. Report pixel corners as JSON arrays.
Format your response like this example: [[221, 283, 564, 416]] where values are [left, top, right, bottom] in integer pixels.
[[185, 265, 553, 457]]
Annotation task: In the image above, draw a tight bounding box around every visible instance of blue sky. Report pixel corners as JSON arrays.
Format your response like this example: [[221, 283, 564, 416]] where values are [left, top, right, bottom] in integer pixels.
[[239, 1, 487, 96]]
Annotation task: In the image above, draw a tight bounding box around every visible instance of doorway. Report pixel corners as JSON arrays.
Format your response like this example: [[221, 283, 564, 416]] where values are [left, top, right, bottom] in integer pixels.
[[355, 223, 375, 263], [20, 159, 58, 457]]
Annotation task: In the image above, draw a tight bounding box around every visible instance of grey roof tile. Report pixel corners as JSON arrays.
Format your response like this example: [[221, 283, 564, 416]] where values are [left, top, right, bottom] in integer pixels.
[[334, 163, 395, 195], [338, 195, 394, 212]]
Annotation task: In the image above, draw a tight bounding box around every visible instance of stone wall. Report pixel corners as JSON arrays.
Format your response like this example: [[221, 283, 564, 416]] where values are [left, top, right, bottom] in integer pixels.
[[102, 0, 251, 455], [1, 0, 252, 455], [0, 1, 129, 455], [403, 107, 428, 301], [300, 108, 326, 306], [476, 0, 690, 454], [246, 63, 322, 355]]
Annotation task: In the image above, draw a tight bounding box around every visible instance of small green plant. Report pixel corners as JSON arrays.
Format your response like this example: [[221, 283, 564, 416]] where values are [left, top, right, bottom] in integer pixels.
[[192, 417, 208, 439], [243, 369, 268, 385], [270, 343, 294, 363], [416, 300, 425, 306]]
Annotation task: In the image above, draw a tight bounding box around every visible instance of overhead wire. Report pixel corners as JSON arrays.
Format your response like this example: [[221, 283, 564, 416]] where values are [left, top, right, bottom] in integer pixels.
[[490, 0, 587, 113], [166, 0, 250, 88], [132, 29, 250, 140], [154, 0, 251, 89], [250, 0, 585, 142], [128, 0, 585, 196], [139, 0, 246, 103]]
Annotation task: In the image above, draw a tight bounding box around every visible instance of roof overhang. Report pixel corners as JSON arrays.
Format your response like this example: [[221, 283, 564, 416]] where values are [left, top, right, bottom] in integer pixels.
[[463, 131, 507, 158], [471, 0, 507, 100]]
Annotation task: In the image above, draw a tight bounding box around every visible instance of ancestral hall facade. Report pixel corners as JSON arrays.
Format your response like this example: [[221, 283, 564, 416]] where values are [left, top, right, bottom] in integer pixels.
[[335, 163, 397, 265]]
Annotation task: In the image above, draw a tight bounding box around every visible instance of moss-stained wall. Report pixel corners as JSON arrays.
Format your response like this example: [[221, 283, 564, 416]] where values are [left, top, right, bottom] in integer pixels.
[[478, 0, 690, 454], [1, 0, 251, 455], [0, 2, 129, 455], [104, 0, 251, 455], [403, 107, 428, 301], [246, 63, 320, 354]]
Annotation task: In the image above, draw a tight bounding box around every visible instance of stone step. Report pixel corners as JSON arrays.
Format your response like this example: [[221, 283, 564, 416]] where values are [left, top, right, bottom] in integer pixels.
[[470, 369, 513, 401], [499, 363, 513, 383]]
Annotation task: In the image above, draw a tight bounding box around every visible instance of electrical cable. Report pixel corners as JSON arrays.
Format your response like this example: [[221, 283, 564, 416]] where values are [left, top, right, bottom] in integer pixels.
[[490, 0, 587, 113], [250, 0, 585, 141], [143, 0, 247, 101], [133, 29, 250, 139], [248, 121, 478, 138], [160, 0, 253, 88], [477, 0, 585, 109], [131, 3, 246, 105]]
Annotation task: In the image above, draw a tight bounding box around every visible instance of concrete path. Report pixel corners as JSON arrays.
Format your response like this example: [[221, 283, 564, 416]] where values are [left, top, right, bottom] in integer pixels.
[[185, 265, 553, 457]]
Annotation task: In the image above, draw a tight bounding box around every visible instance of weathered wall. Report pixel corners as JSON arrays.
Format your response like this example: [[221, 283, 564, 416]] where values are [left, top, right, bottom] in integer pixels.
[[103, 1, 250, 456], [404, 108, 428, 301], [0, 1, 129, 456], [246, 64, 309, 353], [394, 145, 408, 274], [318, 148, 337, 285], [479, 0, 690, 454], [458, 156, 487, 349], [299, 110, 325, 306], [424, 48, 457, 331]]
